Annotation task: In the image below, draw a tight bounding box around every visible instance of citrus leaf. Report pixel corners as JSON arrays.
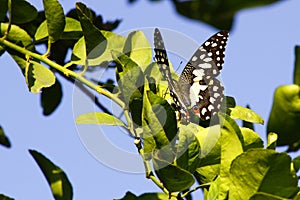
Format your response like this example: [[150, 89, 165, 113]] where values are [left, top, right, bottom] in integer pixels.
[[76, 112, 126, 127], [43, 0, 65, 43], [292, 156, 300, 173], [29, 150, 73, 200], [123, 30, 152, 70], [176, 124, 201, 173], [35, 17, 82, 42], [0, 126, 11, 148], [116, 192, 177, 200], [229, 149, 299, 200], [75, 2, 106, 59], [219, 113, 244, 200], [0, 194, 14, 200], [267, 132, 278, 150], [240, 127, 263, 151], [41, 79, 62, 116], [294, 46, 300, 85], [11, 0, 38, 24], [153, 157, 195, 192], [72, 31, 125, 66], [25, 61, 56, 94], [230, 105, 264, 125], [195, 125, 221, 167]]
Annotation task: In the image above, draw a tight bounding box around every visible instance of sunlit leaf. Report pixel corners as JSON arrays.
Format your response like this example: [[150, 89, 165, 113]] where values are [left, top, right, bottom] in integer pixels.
[[123, 30, 152, 70], [267, 132, 277, 150], [240, 127, 263, 151], [25, 61, 56, 94], [35, 17, 82, 42], [229, 149, 299, 199], [230, 106, 264, 125], [29, 150, 73, 200], [76, 112, 126, 127], [219, 113, 244, 200]]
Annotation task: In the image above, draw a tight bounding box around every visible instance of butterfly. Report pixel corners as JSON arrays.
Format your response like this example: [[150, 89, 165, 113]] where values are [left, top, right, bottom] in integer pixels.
[[154, 28, 229, 122]]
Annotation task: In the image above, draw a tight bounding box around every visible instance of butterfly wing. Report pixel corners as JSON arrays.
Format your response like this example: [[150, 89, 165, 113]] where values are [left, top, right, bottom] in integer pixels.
[[179, 31, 229, 120], [154, 28, 190, 119]]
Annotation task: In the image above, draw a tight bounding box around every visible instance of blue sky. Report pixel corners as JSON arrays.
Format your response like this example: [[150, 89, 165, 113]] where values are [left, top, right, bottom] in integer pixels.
[[1, 0, 300, 199]]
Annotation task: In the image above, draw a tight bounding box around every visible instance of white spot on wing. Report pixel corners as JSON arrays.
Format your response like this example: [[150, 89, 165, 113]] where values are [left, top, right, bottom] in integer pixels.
[[199, 63, 212, 69], [193, 69, 205, 81]]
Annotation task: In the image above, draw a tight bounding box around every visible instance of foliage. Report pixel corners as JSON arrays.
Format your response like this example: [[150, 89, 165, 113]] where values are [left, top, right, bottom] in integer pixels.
[[128, 0, 281, 30], [0, 0, 300, 200]]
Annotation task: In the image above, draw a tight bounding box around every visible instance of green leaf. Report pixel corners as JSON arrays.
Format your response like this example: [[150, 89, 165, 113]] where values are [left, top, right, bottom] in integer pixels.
[[0, 0, 8, 22], [153, 157, 195, 192], [195, 125, 221, 167], [142, 91, 177, 161], [219, 113, 244, 200], [240, 127, 263, 151], [229, 149, 299, 200], [25, 61, 56, 94], [75, 2, 106, 59], [29, 150, 73, 200], [195, 164, 219, 184], [172, 0, 280, 30], [0, 23, 33, 49], [76, 112, 126, 127], [267, 84, 300, 149], [35, 17, 82, 42], [176, 124, 200, 173], [123, 30, 152, 69], [267, 132, 277, 150], [294, 46, 300, 85], [242, 105, 255, 130], [116, 192, 177, 200], [43, 0, 65, 43], [11, 0, 38, 24], [72, 31, 125, 66], [0, 126, 11, 148], [293, 156, 300, 173], [230, 106, 264, 125], [41, 79, 62, 116], [0, 194, 14, 200], [206, 176, 220, 200]]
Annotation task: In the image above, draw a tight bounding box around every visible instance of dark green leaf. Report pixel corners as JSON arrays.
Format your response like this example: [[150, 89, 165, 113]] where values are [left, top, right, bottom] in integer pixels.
[[75, 2, 106, 59], [123, 30, 151, 69], [41, 79, 62, 116], [116, 192, 177, 200], [25, 61, 56, 94], [292, 156, 300, 173], [153, 157, 195, 192], [76, 112, 126, 127], [0, 126, 11, 148], [267, 84, 300, 149], [176, 124, 201, 173], [0, 0, 8, 22], [294, 46, 300, 85], [230, 106, 264, 125], [172, 0, 280, 30], [29, 150, 73, 200], [218, 113, 244, 200], [229, 149, 299, 199], [43, 0, 65, 43], [0, 194, 14, 200], [11, 0, 38, 24]]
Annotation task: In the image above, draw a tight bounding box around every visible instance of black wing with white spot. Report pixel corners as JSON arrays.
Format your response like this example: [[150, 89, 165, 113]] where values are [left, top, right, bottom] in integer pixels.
[[179, 31, 229, 120]]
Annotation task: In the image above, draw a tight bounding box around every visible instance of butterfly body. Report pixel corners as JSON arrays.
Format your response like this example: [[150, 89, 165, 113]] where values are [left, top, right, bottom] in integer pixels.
[[154, 28, 228, 122]]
